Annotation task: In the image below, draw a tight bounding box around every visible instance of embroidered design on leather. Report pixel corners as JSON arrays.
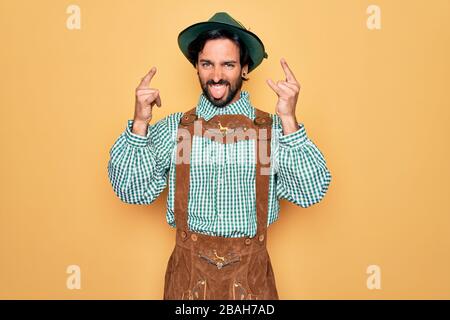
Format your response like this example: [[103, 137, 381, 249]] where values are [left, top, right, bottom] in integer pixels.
[[217, 121, 230, 135], [207, 120, 249, 136], [182, 279, 207, 300], [232, 280, 260, 300], [198, 250, 241, 269]]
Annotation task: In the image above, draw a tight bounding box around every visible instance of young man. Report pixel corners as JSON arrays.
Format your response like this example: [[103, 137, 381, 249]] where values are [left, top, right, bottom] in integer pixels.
[[108, 12, 332, 300]]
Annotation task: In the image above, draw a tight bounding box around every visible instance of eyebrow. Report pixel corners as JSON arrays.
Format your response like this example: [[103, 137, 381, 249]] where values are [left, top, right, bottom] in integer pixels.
[[199, 59, 237, 64]]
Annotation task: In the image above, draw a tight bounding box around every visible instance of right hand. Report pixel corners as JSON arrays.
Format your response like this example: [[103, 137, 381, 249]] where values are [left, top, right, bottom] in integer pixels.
[[133, 67, 162, 125]]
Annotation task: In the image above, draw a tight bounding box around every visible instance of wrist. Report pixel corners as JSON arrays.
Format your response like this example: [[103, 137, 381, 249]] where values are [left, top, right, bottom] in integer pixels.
[[132, 119, 150, 136], [278, 114, 300, 135]]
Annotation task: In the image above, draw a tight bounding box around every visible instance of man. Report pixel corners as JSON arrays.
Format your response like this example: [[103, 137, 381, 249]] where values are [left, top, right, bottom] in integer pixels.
[[108, 12, 332, 300]]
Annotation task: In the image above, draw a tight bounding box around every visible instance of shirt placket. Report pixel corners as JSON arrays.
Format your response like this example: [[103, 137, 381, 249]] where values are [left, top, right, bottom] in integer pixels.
[[216, 140, 226, 234]]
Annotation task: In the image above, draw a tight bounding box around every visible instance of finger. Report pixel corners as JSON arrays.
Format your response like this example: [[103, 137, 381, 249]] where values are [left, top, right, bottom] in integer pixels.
[[277, 82, 296, 95], [266, 79, 283, 95], [136, 88, 158, 96], [279, 81, 300, 93], [143, 91, 162, 107], [144, 95, 155, 106], [280, 58, 297, 83], [155, 93, 162, 107], [138, 67, 157, 88]]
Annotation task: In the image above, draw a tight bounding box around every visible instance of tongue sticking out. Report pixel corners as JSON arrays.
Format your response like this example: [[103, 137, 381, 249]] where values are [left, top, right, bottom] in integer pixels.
[[210, 84, 227, 99]]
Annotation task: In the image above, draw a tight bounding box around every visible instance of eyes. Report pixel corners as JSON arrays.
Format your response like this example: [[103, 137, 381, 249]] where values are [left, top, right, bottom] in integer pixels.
[[201, 62, 235, 69]]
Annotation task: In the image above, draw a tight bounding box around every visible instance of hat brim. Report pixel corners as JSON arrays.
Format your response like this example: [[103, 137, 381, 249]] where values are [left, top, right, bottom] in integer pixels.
[[178, 21, 268, 73]]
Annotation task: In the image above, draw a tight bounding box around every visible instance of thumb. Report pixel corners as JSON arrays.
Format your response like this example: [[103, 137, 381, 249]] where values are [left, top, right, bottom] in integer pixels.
[[266, 79, 281, 95]]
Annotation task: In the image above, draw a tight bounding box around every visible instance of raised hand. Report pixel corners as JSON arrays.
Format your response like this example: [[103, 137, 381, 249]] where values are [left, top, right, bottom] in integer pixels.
[[266, 58, 301, 118], [134, 67, 162, 125]]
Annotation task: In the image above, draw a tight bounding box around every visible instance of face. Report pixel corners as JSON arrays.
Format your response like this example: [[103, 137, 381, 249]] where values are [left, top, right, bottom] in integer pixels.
[[196, 38, 248, 108]]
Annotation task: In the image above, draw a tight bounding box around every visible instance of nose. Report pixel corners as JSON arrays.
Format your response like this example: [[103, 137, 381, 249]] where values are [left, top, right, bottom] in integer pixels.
[[212, 66, 223, 83]]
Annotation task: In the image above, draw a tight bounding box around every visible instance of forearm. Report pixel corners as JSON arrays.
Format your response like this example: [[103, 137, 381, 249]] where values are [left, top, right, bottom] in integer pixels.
[[273, 115, 332, 207], [108, 120, 169, 204]]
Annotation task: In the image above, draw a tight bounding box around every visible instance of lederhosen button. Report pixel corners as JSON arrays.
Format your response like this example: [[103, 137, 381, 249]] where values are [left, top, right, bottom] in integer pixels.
[[254, 116, 273, 127], [180, 113, 198, 126], [181, 231, 187, 239], [245, 238, 251, 245], [191, 234, 198, 241], [258, 234, 265, 242]]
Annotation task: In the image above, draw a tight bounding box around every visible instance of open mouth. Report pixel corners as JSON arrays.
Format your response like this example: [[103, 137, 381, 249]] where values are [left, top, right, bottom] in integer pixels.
[[209, 83, 227, 99]]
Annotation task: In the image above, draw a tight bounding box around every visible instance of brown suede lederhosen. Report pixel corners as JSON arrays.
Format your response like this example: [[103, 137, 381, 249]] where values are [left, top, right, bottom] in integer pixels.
[[163, 106, 279, 300]]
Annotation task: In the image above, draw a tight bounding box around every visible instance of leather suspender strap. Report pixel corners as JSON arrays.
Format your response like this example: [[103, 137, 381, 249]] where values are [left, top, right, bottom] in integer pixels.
[[174, 107, 197, 234], [254, 109, 272, 242]]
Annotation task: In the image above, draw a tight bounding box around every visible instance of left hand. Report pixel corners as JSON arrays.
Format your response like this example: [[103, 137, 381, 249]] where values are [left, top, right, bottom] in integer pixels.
[[266, 58, 301, 118]]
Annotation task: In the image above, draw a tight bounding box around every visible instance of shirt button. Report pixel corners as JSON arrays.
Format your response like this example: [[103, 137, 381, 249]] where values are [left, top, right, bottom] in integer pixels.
[[191, 234, 198, 242], [245, 238, 252, 245], [258, 234, 265, 242]]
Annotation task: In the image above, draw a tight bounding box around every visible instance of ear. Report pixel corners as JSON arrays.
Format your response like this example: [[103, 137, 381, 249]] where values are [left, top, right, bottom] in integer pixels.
[[242, 64, 249, 76]]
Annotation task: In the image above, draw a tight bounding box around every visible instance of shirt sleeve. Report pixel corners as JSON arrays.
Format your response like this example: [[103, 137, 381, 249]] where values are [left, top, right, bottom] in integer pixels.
[[271, 114, 332, 207], [107, 116, 175, 205]]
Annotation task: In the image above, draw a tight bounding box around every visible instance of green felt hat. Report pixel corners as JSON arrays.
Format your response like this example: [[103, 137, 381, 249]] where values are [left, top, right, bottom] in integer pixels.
[[178, 12, 268, 73]]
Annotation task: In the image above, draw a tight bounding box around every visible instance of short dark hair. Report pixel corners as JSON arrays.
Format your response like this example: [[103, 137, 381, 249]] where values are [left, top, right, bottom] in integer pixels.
[[187, 29, 251, 81]]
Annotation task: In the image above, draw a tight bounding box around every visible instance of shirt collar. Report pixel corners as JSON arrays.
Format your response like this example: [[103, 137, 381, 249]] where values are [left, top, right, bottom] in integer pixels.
[[196, 90, 255, 121]]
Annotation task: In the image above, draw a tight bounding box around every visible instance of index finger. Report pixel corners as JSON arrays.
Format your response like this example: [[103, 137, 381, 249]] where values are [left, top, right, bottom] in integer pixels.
[[280, 58, 297, 83], [138, 67, 157, 88]]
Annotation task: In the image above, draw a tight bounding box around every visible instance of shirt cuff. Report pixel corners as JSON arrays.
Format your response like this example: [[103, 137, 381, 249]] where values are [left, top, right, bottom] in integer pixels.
[[125, 120, 151, 147], [278, 123, 308, 148]]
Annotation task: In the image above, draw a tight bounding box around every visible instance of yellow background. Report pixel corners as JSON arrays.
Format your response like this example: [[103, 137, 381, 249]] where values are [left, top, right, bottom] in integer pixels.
[[1, 0, 449, 299]]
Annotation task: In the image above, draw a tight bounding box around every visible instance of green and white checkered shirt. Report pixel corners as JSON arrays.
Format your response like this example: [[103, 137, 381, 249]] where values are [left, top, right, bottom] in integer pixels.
[[108, 91, 332, 237]]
